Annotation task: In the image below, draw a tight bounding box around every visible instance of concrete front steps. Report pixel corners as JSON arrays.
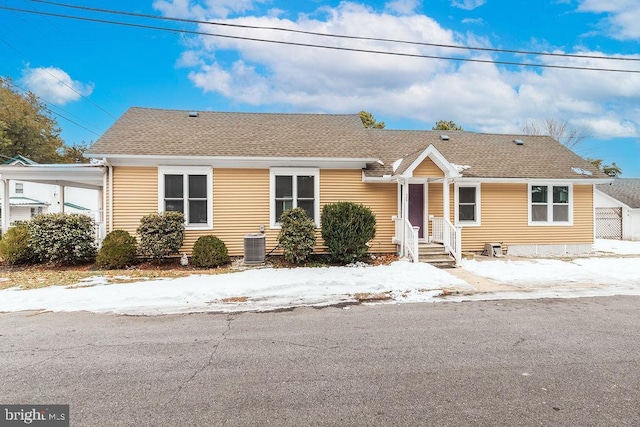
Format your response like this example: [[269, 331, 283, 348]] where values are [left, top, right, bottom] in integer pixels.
[[418, 243, 457, 268]]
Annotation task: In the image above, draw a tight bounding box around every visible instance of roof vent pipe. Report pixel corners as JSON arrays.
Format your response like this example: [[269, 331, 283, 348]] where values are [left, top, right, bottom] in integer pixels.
[[188, 111, 199, 117], [513, 139, 524, 145]]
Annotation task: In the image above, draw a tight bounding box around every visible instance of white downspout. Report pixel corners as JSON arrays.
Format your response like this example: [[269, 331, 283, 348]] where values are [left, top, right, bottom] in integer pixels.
[[107, 161, 113, 232]]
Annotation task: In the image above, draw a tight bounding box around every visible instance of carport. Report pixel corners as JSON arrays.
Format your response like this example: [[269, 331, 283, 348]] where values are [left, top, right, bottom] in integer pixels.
[[0, 162, 107, 238]]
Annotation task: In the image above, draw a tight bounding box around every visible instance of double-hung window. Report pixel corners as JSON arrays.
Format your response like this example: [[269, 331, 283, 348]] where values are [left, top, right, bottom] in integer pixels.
[[455, 183, 480, 226], [159, 166, 212, 228], [270, 168, 319, 227], [529, 184, 571, 225]]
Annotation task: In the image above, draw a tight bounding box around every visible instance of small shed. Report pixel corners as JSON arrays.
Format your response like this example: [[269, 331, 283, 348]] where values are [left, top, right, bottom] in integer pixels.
[[595, 179, 640, 241]]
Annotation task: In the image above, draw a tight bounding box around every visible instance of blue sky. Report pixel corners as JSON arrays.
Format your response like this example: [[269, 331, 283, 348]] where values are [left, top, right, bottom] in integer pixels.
[[1, 0, 639, 176]]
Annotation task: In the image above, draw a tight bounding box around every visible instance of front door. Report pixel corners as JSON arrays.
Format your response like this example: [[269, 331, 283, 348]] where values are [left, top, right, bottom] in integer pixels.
[[408, 184, 424, 239]]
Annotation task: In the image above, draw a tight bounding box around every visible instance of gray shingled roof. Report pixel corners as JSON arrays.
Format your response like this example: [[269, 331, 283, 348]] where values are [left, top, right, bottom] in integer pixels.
[[87, 107, 373, 159], [363, 130, 607, 179], [597, 179, 640, 208], [87, 107, 607, 180]]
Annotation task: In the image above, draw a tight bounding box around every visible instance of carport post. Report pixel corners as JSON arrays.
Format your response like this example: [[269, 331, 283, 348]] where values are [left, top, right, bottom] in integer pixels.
[[1, 179, 9, 234]]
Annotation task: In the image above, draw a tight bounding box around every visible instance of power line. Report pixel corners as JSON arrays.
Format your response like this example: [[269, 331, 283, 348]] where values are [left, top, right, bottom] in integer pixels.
[[2, 75, 104, 137], [3, 5, 640, 74], [27, 0, 640, 63]]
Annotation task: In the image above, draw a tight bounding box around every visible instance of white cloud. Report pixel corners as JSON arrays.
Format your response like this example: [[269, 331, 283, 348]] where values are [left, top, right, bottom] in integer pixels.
[[385, 0, 421, 15], [153, 0, 265, 19], [451, 0, 486, 11], [20, 67, 94, 105], [461, 17, 484, 24], [577, 0, 640, 40], [158, 1, 640, 140]]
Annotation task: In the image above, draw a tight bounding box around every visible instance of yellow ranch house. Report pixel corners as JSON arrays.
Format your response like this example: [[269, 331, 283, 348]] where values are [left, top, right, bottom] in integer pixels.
[[0, 107, 611, 266]]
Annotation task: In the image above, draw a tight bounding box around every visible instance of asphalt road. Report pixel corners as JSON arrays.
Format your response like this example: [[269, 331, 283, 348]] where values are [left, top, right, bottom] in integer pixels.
[[1, 297, 639, 426]]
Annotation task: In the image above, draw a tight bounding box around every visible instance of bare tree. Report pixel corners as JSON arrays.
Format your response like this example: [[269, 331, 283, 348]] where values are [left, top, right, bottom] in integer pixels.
[[522, 118, 587, 149]]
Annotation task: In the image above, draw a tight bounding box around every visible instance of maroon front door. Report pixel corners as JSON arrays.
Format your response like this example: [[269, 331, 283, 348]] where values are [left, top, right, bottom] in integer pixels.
[[408, 184, 424, 239]]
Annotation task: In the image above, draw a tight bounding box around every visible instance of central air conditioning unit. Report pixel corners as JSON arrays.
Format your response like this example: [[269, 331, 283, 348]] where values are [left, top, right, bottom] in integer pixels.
[[244, 233, 266, 264]]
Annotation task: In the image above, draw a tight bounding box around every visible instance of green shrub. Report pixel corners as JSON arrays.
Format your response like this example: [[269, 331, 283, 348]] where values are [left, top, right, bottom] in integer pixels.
[[137, 211, 185, 262], [0, 222, 35, 265], [96, 229, 138, 269], [321, 201, 376, 264], [28, 213, 97, 265], [278, 207, 316, 264], [191, 235, 230, 268]]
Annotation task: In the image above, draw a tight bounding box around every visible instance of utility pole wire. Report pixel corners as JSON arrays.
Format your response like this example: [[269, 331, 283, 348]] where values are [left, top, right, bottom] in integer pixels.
[[27, 0, 640, 63], [2, 6, 640, 74]]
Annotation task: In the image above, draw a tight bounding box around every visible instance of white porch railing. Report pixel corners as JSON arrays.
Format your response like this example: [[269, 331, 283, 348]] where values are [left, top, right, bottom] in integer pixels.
[[432, 217, 462, 265], [392, 216, 420, 263]]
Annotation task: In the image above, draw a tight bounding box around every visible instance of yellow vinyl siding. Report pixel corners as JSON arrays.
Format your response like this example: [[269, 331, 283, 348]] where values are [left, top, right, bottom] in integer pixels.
[[210, 169, 273, 255], [320, 170, 397, 254], [460, 183, 594, 252], [413, 158, 444, 177], [111, 166, 157, 234], [110, 166, 398, 257]]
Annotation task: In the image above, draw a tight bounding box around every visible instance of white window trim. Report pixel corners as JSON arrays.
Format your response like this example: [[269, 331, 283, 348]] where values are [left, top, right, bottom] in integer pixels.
[[158, 166, 213, 230], [454, 183, 481, 227], [528, 183, 573, 226], [270, 168, 320, 228]]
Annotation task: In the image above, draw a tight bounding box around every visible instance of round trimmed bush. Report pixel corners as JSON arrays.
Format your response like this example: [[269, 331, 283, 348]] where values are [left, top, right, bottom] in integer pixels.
[[191, 235, 230, 268], [0, 222, 35, 265], [277, 207, 316, 264], [96, 230, 138, 269], [321, 201, 376, 264]]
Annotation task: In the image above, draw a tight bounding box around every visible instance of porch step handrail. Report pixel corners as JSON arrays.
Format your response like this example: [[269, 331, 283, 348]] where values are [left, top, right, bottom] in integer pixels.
[[431, 217, 461, 265], [392, 216, 419, 263]]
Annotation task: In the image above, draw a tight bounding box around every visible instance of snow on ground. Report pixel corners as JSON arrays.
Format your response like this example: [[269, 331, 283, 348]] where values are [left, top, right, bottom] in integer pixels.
[[460, 257, 640, 287], [0, 261, 469, 315], [594, 239, 640, 255], [461, 239, 640, 287], [1, 240, 638, 316]]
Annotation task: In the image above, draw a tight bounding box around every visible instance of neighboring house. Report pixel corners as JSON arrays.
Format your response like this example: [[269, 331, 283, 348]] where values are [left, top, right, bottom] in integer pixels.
[[595, 179, 640, 241], [0, 155, 102, 227], [79, 107, 609, 264]]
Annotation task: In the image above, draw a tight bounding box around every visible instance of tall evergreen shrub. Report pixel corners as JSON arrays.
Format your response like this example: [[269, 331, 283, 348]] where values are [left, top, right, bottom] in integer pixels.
[[321, 202, 376, 264]]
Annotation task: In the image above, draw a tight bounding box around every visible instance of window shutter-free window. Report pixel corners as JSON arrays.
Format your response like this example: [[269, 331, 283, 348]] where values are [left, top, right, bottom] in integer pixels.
[[159, 167, 212, 229], [458, 186, 476, 222], [270, 169, 319, 227], [529, 184, 572, 225]]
